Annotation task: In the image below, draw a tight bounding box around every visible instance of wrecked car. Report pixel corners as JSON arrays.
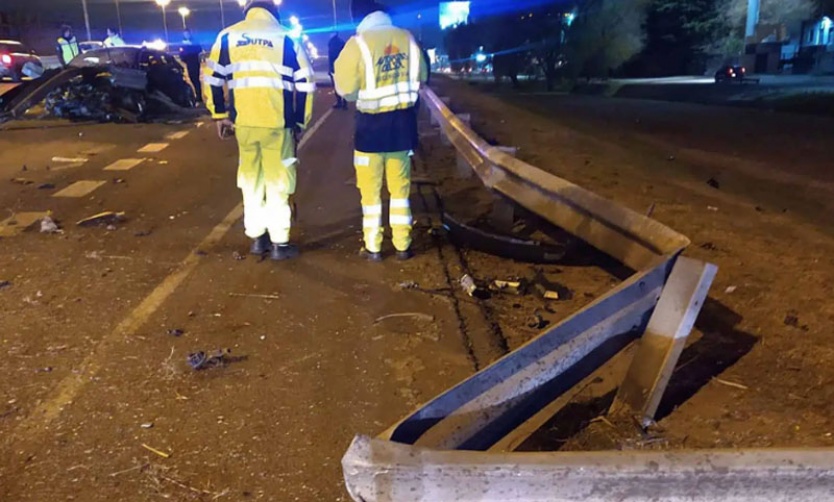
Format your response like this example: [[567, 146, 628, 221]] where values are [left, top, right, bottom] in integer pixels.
[[0, 46, 198, 123]]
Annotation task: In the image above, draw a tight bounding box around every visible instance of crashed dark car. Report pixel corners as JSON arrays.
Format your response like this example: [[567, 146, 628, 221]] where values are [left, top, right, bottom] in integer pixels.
[[0, 46, 198, 123]]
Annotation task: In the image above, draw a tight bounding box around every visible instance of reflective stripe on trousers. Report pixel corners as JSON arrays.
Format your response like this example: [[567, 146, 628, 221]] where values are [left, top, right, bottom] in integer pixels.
[[354, 151, 413, 253], [236, 127, 298, 243]]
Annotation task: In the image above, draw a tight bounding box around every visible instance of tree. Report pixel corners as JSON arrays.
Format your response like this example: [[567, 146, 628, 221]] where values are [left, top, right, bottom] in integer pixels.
[[628, 0, 723, 76], [565, 0, 650, 78]]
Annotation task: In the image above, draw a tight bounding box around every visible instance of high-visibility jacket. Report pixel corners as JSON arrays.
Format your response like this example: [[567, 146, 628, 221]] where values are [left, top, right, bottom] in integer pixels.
[[57, 36, 80, 66], [204, 7, 315, 130], [334, 11, 428, 153], [103, 35, 125, 48]]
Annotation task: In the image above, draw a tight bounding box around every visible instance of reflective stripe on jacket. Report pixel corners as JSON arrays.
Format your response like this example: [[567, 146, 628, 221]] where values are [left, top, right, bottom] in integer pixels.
[[334, 11, 428, 152], [57, 36, 80, 66], [204, 7, 315, 129]]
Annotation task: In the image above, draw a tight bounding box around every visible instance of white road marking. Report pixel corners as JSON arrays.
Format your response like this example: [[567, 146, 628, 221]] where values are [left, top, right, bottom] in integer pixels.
[[0, 211, 49, 237], [53, 180, 106, 198], [137, 143, 169, 153], [9, 106, 337, 444], [52, 156, 88, 164], [166, 130, 190, 140], [103, 158, 145, 171]]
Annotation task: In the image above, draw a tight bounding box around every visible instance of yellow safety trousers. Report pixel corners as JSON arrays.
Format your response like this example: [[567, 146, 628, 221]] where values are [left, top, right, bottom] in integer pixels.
[[354, 150, 412, 253], [236, 126, 297, 244]]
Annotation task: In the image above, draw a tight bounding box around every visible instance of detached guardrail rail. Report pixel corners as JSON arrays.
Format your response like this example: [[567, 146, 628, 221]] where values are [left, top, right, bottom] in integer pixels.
[[341, 86, 834, 501]]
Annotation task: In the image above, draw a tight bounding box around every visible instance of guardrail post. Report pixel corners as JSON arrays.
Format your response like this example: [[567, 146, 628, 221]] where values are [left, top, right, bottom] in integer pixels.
[[610, 257, 718, 427]]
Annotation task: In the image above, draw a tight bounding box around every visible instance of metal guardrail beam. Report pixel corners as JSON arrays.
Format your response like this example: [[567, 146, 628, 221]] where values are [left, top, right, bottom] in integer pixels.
[[421, 89, 690, 271], [343, 436, 834, 502]]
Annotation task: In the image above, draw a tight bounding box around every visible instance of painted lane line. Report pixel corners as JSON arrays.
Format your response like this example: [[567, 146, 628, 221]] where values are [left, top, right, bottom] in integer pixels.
[[0, 211, 49, 237], [137, 143, 169, 153], [103, 158, 145, 171], [9, 106, 336, 444], [52, 156, 88, 164], [166, 130, 190, 140], [53, 180, 107, 198]]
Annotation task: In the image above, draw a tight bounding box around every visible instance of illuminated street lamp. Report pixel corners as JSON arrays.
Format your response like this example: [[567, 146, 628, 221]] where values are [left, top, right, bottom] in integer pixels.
[[155, 0, 171, 44], [178, 7, 191, 29]]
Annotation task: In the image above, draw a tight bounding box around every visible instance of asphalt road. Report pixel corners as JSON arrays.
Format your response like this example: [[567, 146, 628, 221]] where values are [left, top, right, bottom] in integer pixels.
[[0, 91, 476, 500]]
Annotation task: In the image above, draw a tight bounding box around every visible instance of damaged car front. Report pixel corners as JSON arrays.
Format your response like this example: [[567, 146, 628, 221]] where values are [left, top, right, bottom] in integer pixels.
[[1, 46, 199, 124]]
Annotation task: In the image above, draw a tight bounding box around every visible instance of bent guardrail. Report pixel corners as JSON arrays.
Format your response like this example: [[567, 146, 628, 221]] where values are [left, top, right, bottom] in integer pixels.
[[339, 86, 758, 501]]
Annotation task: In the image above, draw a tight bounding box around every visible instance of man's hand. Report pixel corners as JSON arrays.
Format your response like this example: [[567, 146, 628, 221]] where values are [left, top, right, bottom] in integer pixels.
[[215, 118, 234, 140]]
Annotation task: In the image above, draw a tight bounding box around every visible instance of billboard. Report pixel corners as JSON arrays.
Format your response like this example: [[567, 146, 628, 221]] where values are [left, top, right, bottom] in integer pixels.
[[439, 2, 470, 30]]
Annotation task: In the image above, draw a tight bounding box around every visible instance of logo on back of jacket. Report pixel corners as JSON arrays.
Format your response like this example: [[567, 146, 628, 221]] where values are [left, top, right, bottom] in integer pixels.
[[377, 44, 408, 72], [237, 34, 274, 48]]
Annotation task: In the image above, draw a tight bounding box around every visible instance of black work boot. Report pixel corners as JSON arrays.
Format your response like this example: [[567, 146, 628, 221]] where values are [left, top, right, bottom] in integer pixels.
[[250, 234, 272, 255], [396, 249, 414, 261], [359, 248, 383, 262], [271, 243, 300, 261]]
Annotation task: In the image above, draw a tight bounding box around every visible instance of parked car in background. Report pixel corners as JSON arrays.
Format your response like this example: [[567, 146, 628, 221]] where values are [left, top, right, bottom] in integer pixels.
[[79, 41, 105, 53], [0, 40, 44, 82], [714, 64, 746, 83]]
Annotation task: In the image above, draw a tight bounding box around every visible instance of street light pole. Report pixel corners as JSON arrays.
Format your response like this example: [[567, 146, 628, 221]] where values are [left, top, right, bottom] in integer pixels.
[[219, 0, 226, 28], [115, 0, 123, 35], [156, 0, 171, 44], [332, 0, 337, 30], [81, 0, 92, 41], [179, 7, 191, 29]]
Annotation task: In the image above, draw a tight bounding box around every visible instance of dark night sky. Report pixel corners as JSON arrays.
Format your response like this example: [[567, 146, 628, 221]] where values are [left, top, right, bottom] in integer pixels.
[[3, 0, 440, 48]]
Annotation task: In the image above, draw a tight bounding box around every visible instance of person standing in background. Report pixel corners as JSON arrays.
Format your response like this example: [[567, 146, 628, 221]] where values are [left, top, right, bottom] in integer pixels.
[[56, 25, 80, 67], [328, 32, 347, 109], [104, 27, 125, 47], [181, 29, 203, 104]]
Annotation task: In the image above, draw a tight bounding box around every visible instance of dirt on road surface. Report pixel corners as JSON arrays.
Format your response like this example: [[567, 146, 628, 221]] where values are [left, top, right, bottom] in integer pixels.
[[0, 90, 483, 501], [431, 77, 834, 451]]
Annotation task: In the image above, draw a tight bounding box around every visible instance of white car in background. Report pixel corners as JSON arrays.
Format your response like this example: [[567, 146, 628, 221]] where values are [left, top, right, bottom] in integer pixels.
[[0, 40, 44, 81]]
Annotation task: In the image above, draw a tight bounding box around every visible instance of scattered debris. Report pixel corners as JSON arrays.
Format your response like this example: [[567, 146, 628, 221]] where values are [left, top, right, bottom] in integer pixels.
[[374, 312, 435, 324], [398, 280, 419, 290], [37, 183, 56, 190], [10, 178, 34, 185], [187, 349, 232, 370], [667, 155, 675, 161], [167, 328, 184, 337], [645, 202, 656, 218], [0, 280, 11, 290], [783, 310, 808, 331], [140, 422, 154, 429], [21, 165, 27, 171], [460, 274, 479, 297], [228, 293, 281, 300], [707, 206, 719, 212], [532, 269, 572, 301], [141, 443, 171, 459], [755, 206, 764, 212], [40, 216, 61, 234], [490, 279, 525, 295], [700, 242, 718, 251], [36, 367, 53, 373], [526, 310, 550, 330], [712, 377, 748, 390], [113, 178, 126, 184], [725, 285, 737, 294], [106, 224, 117, 231], [707, 178, 721, 189], [158, 160, 169, 165], [194, 250, 208, 256], [76, 211, 126, 227], [232, 251, 245, 261], [134, 229, 153, 237]]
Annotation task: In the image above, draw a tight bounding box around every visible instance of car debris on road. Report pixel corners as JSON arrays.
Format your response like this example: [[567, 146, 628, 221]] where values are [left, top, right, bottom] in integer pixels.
[[76, 211, 126, 227]]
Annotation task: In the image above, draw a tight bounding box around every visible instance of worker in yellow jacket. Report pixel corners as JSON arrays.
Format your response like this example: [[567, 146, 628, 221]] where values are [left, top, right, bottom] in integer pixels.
[[205, 0, 315, 260], [334, 0, 428, 262], [56, 25, 80, 67]]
